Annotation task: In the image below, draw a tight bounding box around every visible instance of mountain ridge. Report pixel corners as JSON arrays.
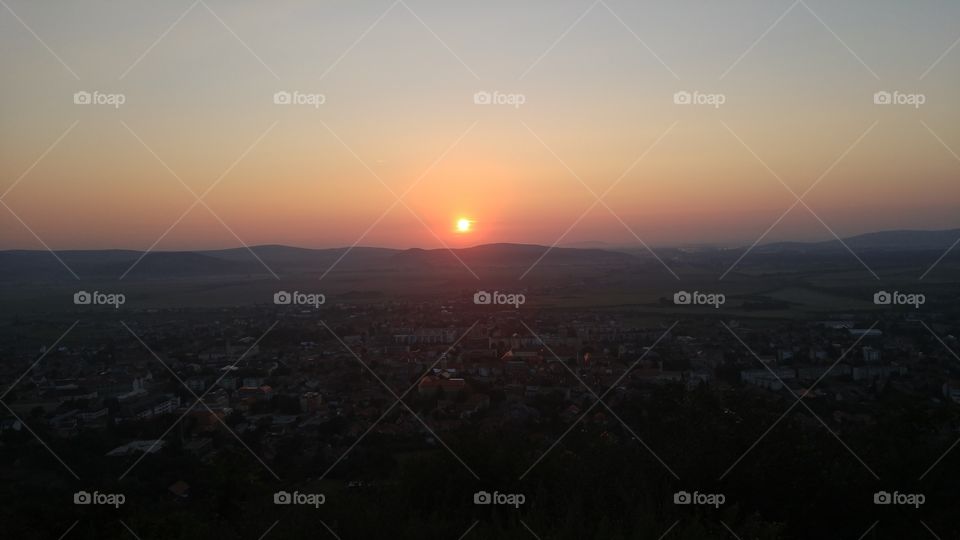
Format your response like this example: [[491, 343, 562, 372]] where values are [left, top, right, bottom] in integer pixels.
[[1, 228, 957, 280]]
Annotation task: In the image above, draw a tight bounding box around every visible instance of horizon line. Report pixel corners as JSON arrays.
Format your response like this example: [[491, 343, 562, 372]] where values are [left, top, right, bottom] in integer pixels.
[[1, 226, 959, 254]]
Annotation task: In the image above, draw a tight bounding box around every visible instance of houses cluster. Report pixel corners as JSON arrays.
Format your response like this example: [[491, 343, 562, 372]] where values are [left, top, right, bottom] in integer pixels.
[[1, 303, 957, 467]]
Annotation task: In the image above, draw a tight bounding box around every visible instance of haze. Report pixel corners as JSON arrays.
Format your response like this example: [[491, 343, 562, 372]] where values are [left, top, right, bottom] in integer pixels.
[[1, 0, 958, 250]]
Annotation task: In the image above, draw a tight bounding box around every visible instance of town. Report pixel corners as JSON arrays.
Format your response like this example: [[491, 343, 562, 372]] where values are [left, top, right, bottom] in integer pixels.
[[3, 295, 959, 537]]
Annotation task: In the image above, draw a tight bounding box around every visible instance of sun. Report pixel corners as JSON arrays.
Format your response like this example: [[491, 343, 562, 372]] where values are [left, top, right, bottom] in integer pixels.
[[456, 218, 472, 233]]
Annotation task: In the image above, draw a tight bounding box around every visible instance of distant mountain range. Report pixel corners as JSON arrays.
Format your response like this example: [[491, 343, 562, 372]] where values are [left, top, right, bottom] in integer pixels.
[[751, 228, 960, 254], [0, 243, 634, 281], [0, 228, 956, 281]]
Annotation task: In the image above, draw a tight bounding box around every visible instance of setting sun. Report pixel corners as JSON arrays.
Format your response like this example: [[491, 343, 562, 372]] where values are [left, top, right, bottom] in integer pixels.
[[456, 218, 472, 233]]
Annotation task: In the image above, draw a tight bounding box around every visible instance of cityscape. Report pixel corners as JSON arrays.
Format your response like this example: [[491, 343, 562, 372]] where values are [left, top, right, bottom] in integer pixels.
[[2, 1, 960, 539]]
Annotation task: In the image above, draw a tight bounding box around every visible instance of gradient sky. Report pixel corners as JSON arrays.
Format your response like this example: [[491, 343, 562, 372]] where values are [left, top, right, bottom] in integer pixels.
[[1, 0, 958, 250]]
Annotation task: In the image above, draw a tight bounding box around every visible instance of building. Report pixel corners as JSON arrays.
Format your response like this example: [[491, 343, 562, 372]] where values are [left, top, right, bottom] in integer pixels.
[[300, 391, 323, 413], [418, 376, 466, 395]]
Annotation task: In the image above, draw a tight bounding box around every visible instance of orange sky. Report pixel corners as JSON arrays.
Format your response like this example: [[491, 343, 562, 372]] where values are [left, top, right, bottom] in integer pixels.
[[1, 0, 958, 250]]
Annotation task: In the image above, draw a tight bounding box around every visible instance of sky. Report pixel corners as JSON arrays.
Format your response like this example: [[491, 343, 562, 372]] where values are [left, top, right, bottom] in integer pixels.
[[1, 0, 958, 250]]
